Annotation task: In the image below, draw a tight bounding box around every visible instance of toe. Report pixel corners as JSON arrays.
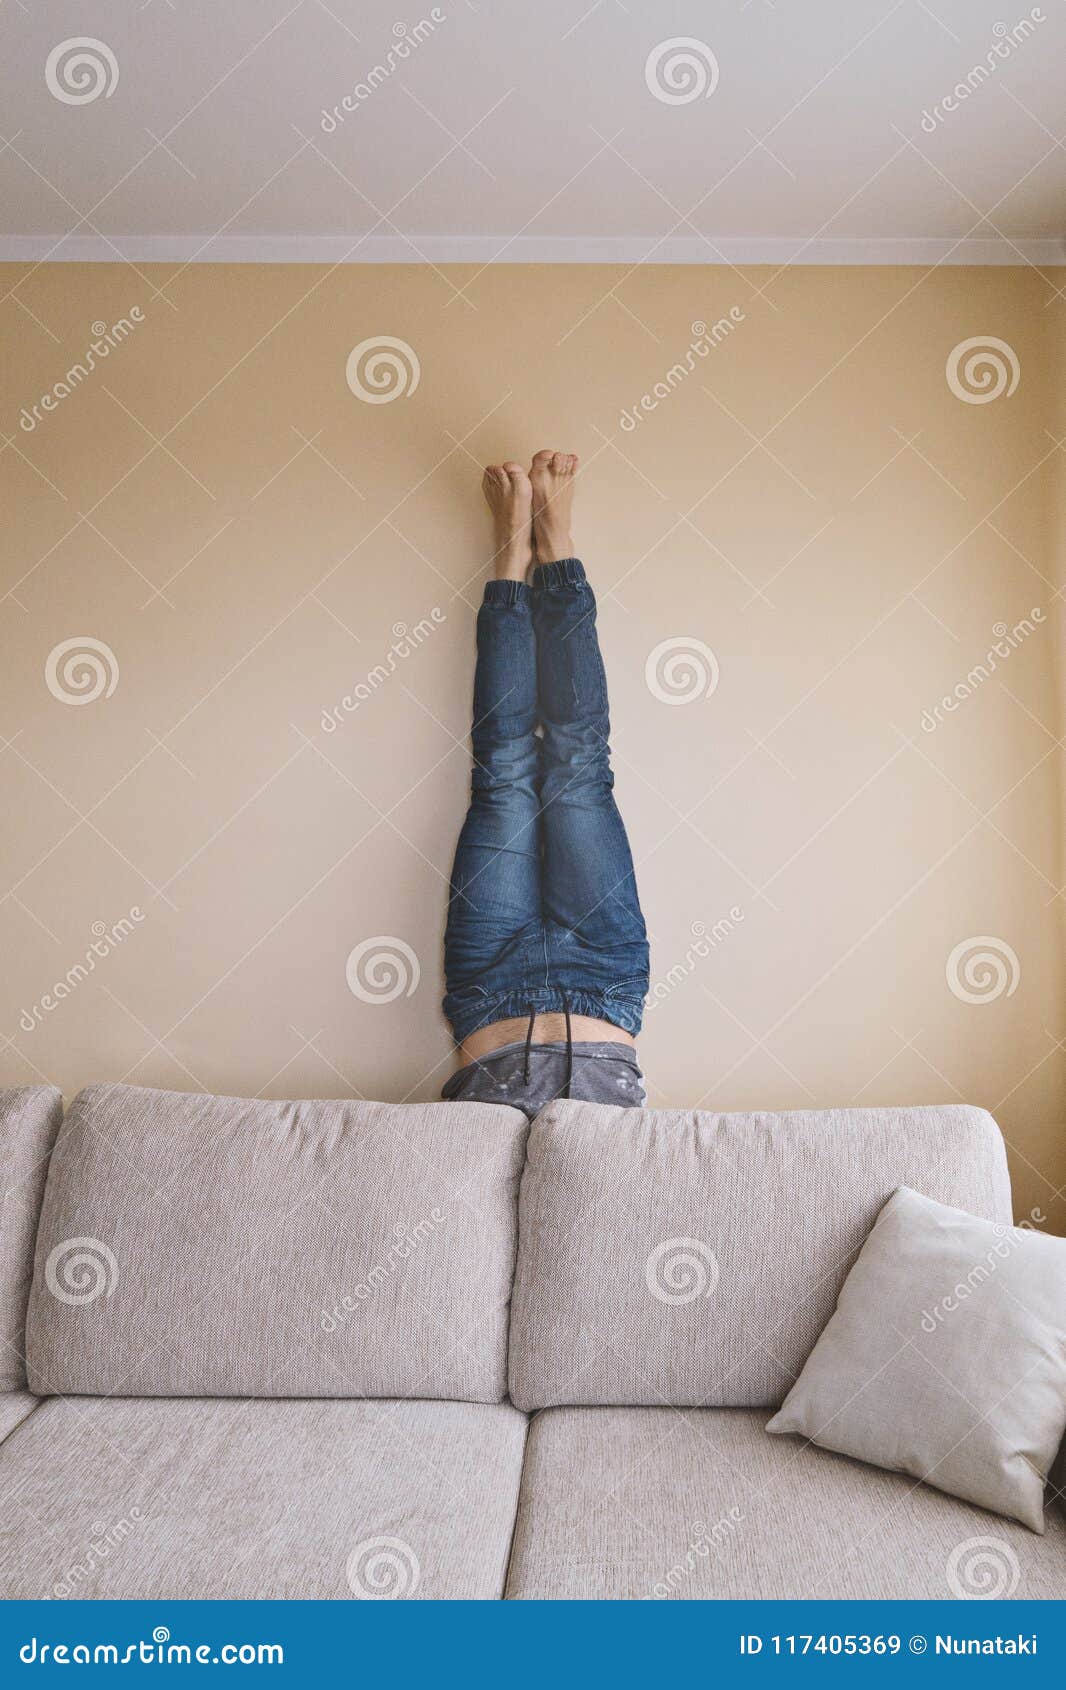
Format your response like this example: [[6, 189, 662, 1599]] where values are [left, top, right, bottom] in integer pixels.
[[531, 449, 555, 469], [551, 452, 568, 472], [502, 461, 525, 478]]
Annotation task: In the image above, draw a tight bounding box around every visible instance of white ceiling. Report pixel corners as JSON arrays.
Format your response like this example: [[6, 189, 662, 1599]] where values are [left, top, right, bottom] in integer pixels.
[[2, 0, 1065, 261]]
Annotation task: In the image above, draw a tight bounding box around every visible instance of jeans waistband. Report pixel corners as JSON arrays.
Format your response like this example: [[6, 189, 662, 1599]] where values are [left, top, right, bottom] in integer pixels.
[[444, 985, 645, 1045]]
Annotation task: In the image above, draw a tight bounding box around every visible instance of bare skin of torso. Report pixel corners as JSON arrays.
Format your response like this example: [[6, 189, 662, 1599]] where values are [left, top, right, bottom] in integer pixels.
[[458, 1013, 635, 1067]]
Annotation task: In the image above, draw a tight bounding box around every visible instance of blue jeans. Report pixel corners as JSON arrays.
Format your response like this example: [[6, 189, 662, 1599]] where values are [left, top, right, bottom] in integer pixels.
[[443, 558, 650, 1044]]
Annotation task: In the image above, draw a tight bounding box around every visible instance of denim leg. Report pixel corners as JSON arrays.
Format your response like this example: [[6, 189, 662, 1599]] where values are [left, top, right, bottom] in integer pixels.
[[532, 558, 649, 1020], [442, 580, 542, 1036]]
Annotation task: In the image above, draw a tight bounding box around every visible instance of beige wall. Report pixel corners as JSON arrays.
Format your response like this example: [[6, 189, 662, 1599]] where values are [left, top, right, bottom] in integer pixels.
[[2, 262, 1063, 1226]]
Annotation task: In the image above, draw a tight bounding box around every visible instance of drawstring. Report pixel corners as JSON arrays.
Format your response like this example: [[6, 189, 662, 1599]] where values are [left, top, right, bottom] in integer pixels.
[[523, 1005, 536, 1086], [522, 999, 573, 1097]]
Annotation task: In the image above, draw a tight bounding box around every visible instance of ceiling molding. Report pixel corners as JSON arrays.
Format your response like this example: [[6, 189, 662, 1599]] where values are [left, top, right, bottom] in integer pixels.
[[2, 234, 1064, 266]]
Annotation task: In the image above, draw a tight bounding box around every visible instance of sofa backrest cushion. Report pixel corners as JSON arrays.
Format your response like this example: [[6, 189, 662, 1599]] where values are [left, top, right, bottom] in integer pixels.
[[26, 1083, 527, 1402], [0, 1087, 64, 1392], [508, 1100, 1012, 1411]]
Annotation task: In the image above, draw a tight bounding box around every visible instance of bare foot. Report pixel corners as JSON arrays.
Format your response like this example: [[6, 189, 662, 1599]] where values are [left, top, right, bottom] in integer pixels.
[[530, 449, 578, 564], [482, 462, 533, 580]]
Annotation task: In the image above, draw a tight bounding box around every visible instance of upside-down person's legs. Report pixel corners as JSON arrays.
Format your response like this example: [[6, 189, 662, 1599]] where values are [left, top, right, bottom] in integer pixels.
[[530, 451, 650, 1035], [442, 465, 542, 1044]]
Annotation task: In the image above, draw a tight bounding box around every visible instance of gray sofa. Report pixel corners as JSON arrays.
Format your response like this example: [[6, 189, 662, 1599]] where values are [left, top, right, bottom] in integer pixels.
[[0, 1082, 1062, 1600]]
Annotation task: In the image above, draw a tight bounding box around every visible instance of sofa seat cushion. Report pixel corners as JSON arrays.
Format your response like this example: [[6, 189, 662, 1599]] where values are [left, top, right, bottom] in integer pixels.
[[504, 1407, 1065, 1600], [27, 1084, 528, 1402], [0, 1396, 527, 1600], [509, 1101, 1011, 1410]]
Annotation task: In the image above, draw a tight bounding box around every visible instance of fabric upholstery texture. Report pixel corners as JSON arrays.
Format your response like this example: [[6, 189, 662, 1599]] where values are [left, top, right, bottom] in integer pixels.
[[10, 1086, 1055, 1601], [766, 1187, 1066, 1531], [0, 1395, 528, 1600], [0, 1086, 63, 1392], [0, 1391, 39, 1444], [504, 1406, 1066, 1600], [26, 1084, 527, 1402], [508, 1100, 1011, 1411]]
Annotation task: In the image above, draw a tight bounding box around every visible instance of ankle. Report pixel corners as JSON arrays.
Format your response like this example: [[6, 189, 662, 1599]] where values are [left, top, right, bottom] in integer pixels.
[[534, 527, 574, 565], [494, 535, 533, 581]]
